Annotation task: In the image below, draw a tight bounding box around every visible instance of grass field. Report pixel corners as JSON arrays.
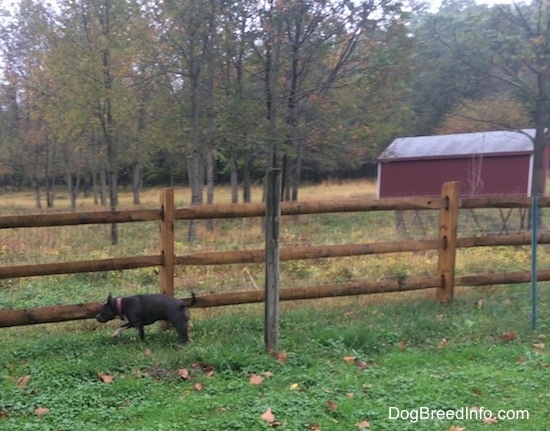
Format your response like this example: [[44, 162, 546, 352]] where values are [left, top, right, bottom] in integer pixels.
[[1, 181, 550, 430]]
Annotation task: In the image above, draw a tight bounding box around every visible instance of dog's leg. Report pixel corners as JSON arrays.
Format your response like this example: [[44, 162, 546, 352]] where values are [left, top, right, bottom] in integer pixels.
[[171, 312, 190, 343], [113, 322, 132, 338], [137, 325, 145, 341]]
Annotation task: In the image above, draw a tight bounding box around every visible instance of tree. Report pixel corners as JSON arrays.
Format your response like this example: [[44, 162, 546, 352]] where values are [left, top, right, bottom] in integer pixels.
[[151, 0, 218, 240], [436, 94, 531, 134], [433, 0, 550, 195], [47, 0, 148, 240], [0, 0, 57, 207], [253, 0, 409, 200]]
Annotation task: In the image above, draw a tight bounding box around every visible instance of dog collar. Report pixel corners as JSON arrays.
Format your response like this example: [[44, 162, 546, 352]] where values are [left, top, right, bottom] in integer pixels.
[[116, 297, 123, 317]]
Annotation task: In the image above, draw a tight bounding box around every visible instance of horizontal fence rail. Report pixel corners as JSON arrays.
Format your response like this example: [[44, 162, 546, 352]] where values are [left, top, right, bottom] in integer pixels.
[[0, 183, 548, 328]]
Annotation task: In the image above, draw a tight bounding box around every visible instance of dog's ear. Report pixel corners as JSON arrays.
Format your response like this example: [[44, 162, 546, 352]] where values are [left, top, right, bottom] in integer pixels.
[[107, 293, 114, 304]]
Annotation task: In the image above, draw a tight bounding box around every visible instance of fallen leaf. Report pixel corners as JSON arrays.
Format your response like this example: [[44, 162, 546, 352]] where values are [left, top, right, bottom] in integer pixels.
[[308, 423, 321, 430], [191, 362, 215, 373], [346, 392, 354, 398], [474, 298, 485, 309], [276, 351, 288, 363], [356, 419, 370, 429], [439, 338, 448, 348], [483, 416, 498, 425], [143, 348, 152, 356], [98, 372, 114, 384], [326, 401, 338, 411], [178, 368, 190, 380], [289, 383, 299, 390], [449, 426, 465, 431], [533, 342, 545, 351], [262, 371, 274, 378], [16, 375, 30, 387], [398, 341, 406, 350], [343, 356, 356, 364], [435, 313, 444, 321], [35, 407, 50, 418], [499, 331, 516, 341], [0, 411, 8, 419], [356, 360, 369, 369], [261, 407, 275, 423], [194, 383, 204, 391], [249, 374, 264, 385]]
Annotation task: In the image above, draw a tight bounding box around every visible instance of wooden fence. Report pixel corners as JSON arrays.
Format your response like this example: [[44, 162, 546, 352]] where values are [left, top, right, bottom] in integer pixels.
[[1, 181, 550, 328]]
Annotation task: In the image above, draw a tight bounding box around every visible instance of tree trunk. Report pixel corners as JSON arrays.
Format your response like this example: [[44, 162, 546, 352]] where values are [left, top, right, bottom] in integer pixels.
[[132, 160, 141, 205], [230, 145, 238, 204], [242, 151, 251, 203], [32, 177, 41, 209], [291, 139, 303, 202]]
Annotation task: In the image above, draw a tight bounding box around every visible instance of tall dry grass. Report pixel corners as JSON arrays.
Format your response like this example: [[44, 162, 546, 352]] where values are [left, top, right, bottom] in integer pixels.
[[0, 179, 545, 309]]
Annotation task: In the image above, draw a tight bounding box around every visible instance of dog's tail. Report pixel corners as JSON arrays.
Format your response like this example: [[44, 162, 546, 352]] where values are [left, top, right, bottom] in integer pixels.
[[182, 292, 197, 307]]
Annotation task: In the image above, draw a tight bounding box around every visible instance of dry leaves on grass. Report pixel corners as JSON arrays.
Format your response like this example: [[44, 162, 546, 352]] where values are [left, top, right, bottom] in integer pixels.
[[325, 401, 338, 411], [178, 368, 190, 380], [98, 372, 114, 384], [249, 374, 264, 385], [35, 407, 50, 418], [499, 331, 516, 342], [533, 342, 545, 352], [483, 416, 498, 425], [275, 351, 288, 363], [191, 362, 215, 378], [449, 426, 465, 431], [16, 375, 30, 387], [356, 419, 370, 429], [261, 407, 281, 426]]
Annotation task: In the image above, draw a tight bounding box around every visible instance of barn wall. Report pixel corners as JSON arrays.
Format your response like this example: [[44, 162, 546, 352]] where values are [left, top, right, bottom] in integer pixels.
[[378, 154, 531, 198]]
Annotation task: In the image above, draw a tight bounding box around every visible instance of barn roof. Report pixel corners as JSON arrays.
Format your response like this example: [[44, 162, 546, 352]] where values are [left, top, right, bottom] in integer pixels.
[[378, 129, 535, 161]]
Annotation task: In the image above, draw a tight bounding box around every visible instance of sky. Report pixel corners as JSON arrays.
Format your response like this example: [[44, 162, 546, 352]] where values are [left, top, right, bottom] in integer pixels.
[[429, 0, 523, 9]]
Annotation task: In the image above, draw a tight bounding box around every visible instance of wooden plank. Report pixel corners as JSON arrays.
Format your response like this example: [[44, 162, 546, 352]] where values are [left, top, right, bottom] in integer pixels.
[[4, 269, 550, 327], [0, 209, 161, 229], [173, 197, 447, 220], [265, 169, 281, 353], [175, 239, 442, 266], [436, 182, 460, 303], [461, 196, 531, 209], [457, 233, 550, 247], [0, 255, 162, 279], [159, 188, 175, 296]]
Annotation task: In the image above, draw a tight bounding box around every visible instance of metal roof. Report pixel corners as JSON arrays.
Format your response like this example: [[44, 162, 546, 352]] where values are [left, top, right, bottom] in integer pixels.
[[378, 129, 535, 161]]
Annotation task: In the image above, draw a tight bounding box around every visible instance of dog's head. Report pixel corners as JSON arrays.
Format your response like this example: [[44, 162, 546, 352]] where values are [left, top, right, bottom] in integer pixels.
[[96, 294, 118, 323]]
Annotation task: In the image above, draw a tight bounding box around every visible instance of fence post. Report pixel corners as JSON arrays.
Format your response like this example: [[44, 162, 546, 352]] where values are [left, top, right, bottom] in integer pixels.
[[159, 188, 175, 296], [265, 169, 282, 353], [436, 181, 460, 303], [531, 194, 538, 330]]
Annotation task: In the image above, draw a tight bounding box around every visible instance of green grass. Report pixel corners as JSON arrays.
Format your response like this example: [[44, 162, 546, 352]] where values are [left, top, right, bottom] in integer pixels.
[[2, 285, 550, 430], [2, 182, 550, 429]]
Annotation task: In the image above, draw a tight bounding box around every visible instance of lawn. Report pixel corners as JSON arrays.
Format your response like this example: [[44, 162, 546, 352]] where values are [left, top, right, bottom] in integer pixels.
[[1, 285, 549, 430], [1, 181, 550, 430]]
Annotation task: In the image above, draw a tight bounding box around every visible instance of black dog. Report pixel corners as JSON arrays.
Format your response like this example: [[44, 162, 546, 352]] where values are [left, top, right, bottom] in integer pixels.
[[96, 293, 196, 343]]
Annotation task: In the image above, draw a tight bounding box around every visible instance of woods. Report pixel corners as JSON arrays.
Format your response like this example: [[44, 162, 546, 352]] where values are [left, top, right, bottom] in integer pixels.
[[0, 0, 548, 207]]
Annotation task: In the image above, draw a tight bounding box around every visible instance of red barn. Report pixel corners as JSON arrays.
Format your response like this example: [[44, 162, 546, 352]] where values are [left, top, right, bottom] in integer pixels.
[[377, 129, 546, 198]]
